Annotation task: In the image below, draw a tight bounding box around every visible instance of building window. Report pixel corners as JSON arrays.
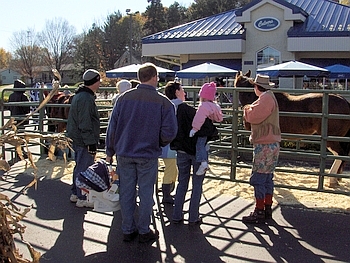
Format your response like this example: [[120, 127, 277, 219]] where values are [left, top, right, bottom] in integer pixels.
[[256, 47, 280, 68]]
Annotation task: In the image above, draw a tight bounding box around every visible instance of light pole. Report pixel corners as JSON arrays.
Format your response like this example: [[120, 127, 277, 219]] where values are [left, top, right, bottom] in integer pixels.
[[126, 9, 139, 65]]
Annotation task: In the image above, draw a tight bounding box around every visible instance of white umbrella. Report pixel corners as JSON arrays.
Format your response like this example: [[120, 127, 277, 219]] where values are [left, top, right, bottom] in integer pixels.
[[257, 61, 329, 89], [176, 62, 238, 79], [257, 61, 329, 77]]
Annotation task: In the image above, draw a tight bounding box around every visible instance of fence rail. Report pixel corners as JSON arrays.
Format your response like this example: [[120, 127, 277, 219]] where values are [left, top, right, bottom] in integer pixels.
[[184, 86, 350, 196], [1, 86, 349, 196]]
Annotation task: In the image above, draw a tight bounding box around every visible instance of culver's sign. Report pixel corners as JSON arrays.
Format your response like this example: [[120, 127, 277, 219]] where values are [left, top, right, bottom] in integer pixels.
[[254, 17, 280, 31]]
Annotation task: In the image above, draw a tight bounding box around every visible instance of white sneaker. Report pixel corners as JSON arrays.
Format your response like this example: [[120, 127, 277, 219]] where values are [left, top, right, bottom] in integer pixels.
[[196, 162, 209, 176], [76, 199, 94, 208], [70, 194, 78, 203]]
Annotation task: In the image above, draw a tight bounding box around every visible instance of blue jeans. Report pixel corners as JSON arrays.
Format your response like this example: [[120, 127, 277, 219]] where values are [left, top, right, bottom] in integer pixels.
[[173, 151, 204, 223], [72, 145, 95, 200], [117, 156, 158, 235], [249, 172, 274, 199], [196, 136, 208, 163]]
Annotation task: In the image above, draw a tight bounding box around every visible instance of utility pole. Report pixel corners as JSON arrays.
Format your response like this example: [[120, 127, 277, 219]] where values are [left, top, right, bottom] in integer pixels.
[[126, 9, 133, 65], [126, 9, 139, 65]]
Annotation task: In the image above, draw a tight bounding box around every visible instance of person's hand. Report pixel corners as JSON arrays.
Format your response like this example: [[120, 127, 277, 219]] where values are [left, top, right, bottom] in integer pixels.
[[106, 156, 113, 164], [243, 104, 251, 110], [87, 144, 97, 155], [189, 129, 196, 137]]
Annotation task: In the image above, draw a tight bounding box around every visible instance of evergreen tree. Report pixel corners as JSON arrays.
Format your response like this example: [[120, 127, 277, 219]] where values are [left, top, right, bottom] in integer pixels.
[[143, 0, 167, 35], [167, 2, 189, 28], [101, 12, 124, 70], [188, 0, 250, 21]]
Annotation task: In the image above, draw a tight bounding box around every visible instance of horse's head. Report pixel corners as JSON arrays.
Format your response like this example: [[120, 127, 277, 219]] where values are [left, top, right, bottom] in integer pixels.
[[234, 70, 258, 106], [234, 70, 252, 88]]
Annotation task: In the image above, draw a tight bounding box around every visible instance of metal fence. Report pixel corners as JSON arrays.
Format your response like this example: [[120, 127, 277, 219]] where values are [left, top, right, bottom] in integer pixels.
[[1, 85, 350, 196], [183, 86, 350, 196], [0, 86, 115, 158]]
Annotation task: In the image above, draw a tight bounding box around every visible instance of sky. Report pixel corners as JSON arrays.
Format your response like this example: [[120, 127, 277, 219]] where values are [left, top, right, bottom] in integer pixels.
[[0, 0, 194, 52]]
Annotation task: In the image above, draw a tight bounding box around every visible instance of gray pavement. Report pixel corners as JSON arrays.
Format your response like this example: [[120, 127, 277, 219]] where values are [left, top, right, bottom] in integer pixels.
[[1, 166, 350, 263]]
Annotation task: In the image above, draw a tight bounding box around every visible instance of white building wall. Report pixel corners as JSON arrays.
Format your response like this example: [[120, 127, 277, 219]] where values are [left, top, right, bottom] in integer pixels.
[[142, 39, 245, 57], [288, 37, 350, 52], [241, 3, 296, 75]]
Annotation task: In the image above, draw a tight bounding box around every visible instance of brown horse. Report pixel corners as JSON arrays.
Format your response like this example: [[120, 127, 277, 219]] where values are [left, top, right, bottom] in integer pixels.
[[234, 70, 350, 187], [49, 93, 74, 133]]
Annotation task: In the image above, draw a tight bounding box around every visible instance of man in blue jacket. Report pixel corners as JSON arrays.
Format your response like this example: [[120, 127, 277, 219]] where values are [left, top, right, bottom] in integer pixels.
[[106, 63, 177, 244]]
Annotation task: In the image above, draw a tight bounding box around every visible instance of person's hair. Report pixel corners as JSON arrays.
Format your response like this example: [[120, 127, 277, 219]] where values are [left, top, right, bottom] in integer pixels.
[[130, 79, 140, 88], [137, 63, 157, 82], [255, 84, 267, 92], [164, 81, 181, 100]]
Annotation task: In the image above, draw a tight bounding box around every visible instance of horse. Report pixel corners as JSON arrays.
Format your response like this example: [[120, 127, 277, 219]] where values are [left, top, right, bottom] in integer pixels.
[[234, 70, 350, 187], [48, 89, 74, 133]]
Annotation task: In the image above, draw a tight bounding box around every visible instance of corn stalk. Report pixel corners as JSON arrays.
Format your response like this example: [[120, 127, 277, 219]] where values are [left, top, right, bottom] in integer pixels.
[[0, 69, 73, 263]]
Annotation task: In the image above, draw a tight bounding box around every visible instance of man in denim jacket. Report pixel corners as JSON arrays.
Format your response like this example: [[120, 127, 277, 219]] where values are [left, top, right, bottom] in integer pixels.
[[105, 63, 177, 243]]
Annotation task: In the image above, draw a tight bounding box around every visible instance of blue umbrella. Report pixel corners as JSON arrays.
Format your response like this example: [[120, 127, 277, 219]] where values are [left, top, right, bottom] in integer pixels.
[[176, 62, 238, 79], [325, 64, 350, 78], [106, 64, 175, 78]]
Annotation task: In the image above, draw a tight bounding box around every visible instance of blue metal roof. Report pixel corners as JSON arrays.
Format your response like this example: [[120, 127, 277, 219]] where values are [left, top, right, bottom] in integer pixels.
[[142, 0, 350, 44], [286, 0, 350, 37], [142, 9, 244, 44]]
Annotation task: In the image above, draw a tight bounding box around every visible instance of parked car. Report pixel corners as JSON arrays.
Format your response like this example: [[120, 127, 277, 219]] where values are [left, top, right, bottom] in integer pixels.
[[44, 83, 53, 89]]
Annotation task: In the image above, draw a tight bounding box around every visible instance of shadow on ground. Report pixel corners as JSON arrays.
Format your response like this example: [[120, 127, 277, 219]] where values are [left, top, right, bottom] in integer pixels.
[[2, 171, 349, 263]]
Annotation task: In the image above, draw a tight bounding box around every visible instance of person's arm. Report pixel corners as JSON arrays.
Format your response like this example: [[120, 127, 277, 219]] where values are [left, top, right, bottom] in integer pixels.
[[77, 96, 98, 151], [105, 102, 118, 159], [21, 94, 30, 114], [196, 117, 218, 139], [159, 99, 177, 147], [244, 94, 275, 124], [170, 103, 197, 155], [213, 103, 224, 122], [192, 105, 208, 131]]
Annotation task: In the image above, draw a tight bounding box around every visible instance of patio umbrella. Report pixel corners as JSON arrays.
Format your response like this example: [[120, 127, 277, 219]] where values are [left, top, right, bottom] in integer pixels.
[[257, 61, 329, 89], [106, 64, 175, 78], [325, 64, 350, 89], [325, 64, 350, 79], [257, 61, 329, 78], [175, 62, 238, 79]]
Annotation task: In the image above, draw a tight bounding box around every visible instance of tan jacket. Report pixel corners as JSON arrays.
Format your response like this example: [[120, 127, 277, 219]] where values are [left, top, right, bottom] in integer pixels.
[[244, 91, 281, 144]]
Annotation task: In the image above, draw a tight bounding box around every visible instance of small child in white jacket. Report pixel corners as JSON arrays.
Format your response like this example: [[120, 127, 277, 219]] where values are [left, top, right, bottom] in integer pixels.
[[190, 82, 223, 175]]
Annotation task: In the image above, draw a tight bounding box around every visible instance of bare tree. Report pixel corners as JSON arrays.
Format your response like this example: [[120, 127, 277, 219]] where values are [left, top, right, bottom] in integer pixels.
[[10, 28, 42, 84], [39, 18, 76, 73]]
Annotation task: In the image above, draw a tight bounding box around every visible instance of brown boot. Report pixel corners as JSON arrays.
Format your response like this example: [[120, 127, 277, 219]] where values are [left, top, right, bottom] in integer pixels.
[[242, 208, 265, 224], [265, 205, 272, 219]]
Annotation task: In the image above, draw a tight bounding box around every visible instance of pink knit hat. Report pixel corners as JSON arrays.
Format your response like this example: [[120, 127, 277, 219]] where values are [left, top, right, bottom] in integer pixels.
[[199, 82, 216, 101]]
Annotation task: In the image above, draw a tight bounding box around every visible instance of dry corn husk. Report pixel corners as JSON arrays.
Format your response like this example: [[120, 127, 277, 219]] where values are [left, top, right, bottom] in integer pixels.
[[0, 69, 72, 263]]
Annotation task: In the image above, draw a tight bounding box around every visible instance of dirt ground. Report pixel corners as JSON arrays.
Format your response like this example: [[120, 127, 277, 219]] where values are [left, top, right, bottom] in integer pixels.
[[14, 153, 350, 214]]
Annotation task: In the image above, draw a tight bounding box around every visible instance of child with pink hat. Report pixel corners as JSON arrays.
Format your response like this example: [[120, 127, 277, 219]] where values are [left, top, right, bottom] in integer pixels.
[[190, 82, 223, 175]]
